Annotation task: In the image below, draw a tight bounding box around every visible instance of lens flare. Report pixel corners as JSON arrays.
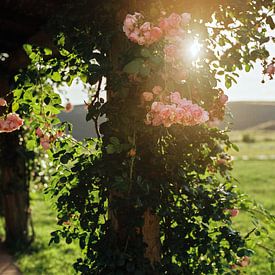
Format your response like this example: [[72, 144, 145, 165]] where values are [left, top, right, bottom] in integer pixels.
[[190, 40, 202, 58]]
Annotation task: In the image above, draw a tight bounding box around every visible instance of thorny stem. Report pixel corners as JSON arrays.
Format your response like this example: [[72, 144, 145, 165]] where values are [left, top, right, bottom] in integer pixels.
[[91, 77, 103, 139], [128, 129, 136, 195]]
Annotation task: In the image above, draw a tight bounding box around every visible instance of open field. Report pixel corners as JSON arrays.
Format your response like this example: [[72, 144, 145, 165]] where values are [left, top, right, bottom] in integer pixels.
[[3, 130, 272, 274], [229, 130, 275, 159], [232, 160, 275, 275], [15, 191, 81, 275]]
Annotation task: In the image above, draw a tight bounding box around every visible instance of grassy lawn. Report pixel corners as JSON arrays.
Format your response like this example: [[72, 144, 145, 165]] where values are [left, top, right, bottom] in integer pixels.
[[15, 190, 81, 275], [229, 130, 275, 274], [229, 130, 275, 159], [10, 130, 275, 274]]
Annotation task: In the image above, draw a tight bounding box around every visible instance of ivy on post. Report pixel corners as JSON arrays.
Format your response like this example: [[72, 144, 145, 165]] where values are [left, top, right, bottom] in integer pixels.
[[106, 1, 162, 270]]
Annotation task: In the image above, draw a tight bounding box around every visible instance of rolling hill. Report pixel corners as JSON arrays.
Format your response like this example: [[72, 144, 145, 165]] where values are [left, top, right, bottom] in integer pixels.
[[59, 102, 275, 140]]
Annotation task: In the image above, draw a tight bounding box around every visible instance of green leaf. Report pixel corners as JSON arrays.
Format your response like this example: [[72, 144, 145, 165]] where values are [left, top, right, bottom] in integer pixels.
[[232, 143, 239, 152], [150, 55, 162, 65], [44, 48, 52, 55], [51, 72, 62, 82], [140, 48, 151, 58], [225, 78, 232, 89], [80, 74, 87, 83], [23, 44, 32, 54], [110, 137, 120, 146], [245, 64, 250, 72], [123, 58, 143, 74], [12, 102, 19, 112], [139, 65, 150, 77], [106, 144, 116, 154]]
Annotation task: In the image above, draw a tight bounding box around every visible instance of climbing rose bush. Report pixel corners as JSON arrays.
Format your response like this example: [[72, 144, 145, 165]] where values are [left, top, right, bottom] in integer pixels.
[[0, 113, 24, 133], [5, 1, 274, 274], [123, 12, 191, 46]]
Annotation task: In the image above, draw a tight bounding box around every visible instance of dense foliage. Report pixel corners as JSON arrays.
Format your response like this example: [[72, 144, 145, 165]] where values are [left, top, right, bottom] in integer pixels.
[[2, 0, 274, 274]]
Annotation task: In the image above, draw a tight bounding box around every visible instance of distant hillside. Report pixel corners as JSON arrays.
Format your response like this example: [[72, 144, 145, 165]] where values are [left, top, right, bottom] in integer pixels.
[[226, 102, 275, 130], [59, 105, 105, 140], [59, 102, 275, 139]]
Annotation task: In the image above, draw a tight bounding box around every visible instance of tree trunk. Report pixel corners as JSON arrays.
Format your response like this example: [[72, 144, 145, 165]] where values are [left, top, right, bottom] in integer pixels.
[[0, 77, 30, 248], [107, 1, 161, 269]]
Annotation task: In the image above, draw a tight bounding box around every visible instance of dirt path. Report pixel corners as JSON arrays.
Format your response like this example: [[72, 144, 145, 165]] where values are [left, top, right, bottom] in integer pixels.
[[0, 244, 21, 275]]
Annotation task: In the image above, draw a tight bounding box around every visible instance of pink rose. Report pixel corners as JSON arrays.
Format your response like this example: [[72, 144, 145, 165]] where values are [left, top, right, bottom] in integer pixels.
[[145, 92, 208, 127], [123, 13, 143, 36], [174, 107, 184, 123], [151, 101, 165, 113], [123, 14, 137, 35], [140, 22, 151, 33], [240, 256, 250, 267], [159, 13, 182, 37], [170, 91, 181, 104], [229, 208, 239, 217], [181, 13, 191, 25], [128, 29, 140, 43], [266, 63, 275, 76], [159, 18, 170, 32], [0, 98, 7, 107], [65, 102, 73, 112], [142, 92, 154, 102], [219, 94, 228, 105], [164, 44, 178, 62], [149, 27, 163, 44], [0, 113, 24, 133], [166, 28, 185, 38], [151, 113, 163, 126], [167, 13, 182, 29], [35, 127, 43, 137], [40, 136, 51, 150]]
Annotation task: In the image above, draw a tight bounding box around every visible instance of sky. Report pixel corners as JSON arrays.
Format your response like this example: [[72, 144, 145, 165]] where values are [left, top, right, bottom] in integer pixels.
[[63, 65, 274, 106], [226, 61, 275, 102], [62, 42, 274, 105]]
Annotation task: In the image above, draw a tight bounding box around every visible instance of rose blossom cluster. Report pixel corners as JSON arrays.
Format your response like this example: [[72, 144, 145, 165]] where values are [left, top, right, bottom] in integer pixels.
[[123, 13, 162, 46], [36, 127, 63, 150], [123, 12, 191, 46], [159, 12, 190, 38], [145, 91, 209, 127], [0, 113, 24, 133]]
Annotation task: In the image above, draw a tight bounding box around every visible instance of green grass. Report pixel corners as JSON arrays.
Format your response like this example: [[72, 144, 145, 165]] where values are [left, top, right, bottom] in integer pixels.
[[15, 190, 81, 275], [12, 130, 275, 274], [229, 130, 275, 159]]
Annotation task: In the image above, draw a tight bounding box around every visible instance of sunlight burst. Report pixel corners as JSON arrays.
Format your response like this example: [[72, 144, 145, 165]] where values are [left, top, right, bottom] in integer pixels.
[[190, 40, 202, 58]]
